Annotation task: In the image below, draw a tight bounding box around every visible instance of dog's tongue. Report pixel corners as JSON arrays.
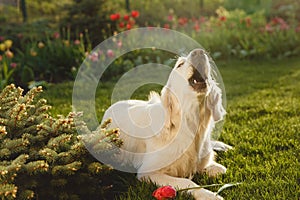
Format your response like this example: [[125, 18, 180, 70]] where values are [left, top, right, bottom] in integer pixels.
[[188, 48, 210, 80]]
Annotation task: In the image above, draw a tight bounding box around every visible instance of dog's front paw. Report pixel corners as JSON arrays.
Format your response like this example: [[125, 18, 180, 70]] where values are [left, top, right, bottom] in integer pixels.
[[211, 141, 233, 152], [203, 162, 226, 177], [192, 188, 223, 200]]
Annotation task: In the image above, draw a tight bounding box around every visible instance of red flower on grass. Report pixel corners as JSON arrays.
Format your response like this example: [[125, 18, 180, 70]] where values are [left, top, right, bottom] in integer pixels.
[[152, 185, 177, 200]]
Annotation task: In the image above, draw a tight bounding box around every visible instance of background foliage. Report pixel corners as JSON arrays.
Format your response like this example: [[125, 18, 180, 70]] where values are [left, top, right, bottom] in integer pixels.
[[1, 0, 300, 89]]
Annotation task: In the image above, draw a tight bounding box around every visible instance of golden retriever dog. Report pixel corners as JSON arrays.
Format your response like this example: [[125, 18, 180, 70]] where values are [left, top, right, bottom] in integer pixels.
[[102, 49, 230, 200]]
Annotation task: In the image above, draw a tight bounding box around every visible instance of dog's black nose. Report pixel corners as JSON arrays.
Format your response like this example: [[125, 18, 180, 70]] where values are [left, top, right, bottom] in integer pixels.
[[187, 48, 209, 80], [188, 49, 206, 68], [190, 49, 205, 57]]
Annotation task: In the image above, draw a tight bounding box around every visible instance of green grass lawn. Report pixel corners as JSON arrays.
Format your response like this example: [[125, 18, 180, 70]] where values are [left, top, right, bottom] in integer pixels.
[[41, 57, 300, 199]]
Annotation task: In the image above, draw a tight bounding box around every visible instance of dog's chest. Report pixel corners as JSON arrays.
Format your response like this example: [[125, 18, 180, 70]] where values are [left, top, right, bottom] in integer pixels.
[[159, 138, 200, 178]]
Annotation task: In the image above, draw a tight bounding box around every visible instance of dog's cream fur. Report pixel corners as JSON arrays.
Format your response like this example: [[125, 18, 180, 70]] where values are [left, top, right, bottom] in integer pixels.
[[102, 49, 228, 200]]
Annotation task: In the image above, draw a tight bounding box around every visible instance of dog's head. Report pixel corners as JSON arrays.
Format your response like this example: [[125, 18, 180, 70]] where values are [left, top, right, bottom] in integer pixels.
[[164, 49, 225, 122]]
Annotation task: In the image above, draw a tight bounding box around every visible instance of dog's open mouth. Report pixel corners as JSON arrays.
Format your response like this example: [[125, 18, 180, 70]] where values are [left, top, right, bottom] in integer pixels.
[[188, 69, 207, 92]]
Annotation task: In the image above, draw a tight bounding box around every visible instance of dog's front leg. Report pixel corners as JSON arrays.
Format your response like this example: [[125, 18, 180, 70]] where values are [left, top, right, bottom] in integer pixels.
[[139, 173, 223, 200], [198, 151, 227, 177]]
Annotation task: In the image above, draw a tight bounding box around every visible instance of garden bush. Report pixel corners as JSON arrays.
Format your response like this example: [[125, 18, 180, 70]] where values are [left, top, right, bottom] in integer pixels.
[[0, 84, 123, 199]]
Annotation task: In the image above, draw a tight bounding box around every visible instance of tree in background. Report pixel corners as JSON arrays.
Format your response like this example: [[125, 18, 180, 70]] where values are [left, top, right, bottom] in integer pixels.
[[20, 0, 27, 22], [60, 0, 116, 46]]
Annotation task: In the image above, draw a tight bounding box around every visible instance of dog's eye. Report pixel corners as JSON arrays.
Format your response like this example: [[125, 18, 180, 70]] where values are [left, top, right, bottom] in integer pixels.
[[177, 62, 184, 68]]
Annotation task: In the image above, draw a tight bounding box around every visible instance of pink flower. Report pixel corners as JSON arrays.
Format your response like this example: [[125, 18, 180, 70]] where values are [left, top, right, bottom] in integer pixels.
[[265, 23, 273, 32], [152, 186, 177, 200], [53, 32, 60, 39], [280, 23, 289, 30], [74, 39, 81, 45], [10, 62, 17, 68], [117, 41, 122, 48], [98, 50, 103, 55], [167, 15, 173, 21], [106, 49, 114, 58], [131, 10, 139, 18], [0, 36, 4, 41], [89, 52, 99, 62]]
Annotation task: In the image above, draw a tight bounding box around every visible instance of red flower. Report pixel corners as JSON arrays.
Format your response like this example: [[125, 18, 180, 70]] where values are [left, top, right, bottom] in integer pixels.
[[152, 186, 177, 200], [123, 14, 130, 21], [110, 13, 120, 21], [119, 22, 125, 28], [128, 19, 135, 26], [193, 23, 200, 32], [271, 17, 285, 25], [178, 17, 188, 26], [10, 62, 17, 68], [164, 24, 170, 29], [219, 16, 226, 22], [131, 10, 139, 18], [245, 17, 252, 27], [126, 23, 131, 30]]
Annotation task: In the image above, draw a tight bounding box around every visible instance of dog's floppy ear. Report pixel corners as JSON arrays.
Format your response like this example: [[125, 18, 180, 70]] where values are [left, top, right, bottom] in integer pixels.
[[161, 87, 180, 129], [207, 81, 226, 122]]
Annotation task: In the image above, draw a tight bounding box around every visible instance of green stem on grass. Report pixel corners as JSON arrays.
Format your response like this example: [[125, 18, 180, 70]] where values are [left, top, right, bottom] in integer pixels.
[[176, 183, 225, 192], [177, 182, 242, 193]]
